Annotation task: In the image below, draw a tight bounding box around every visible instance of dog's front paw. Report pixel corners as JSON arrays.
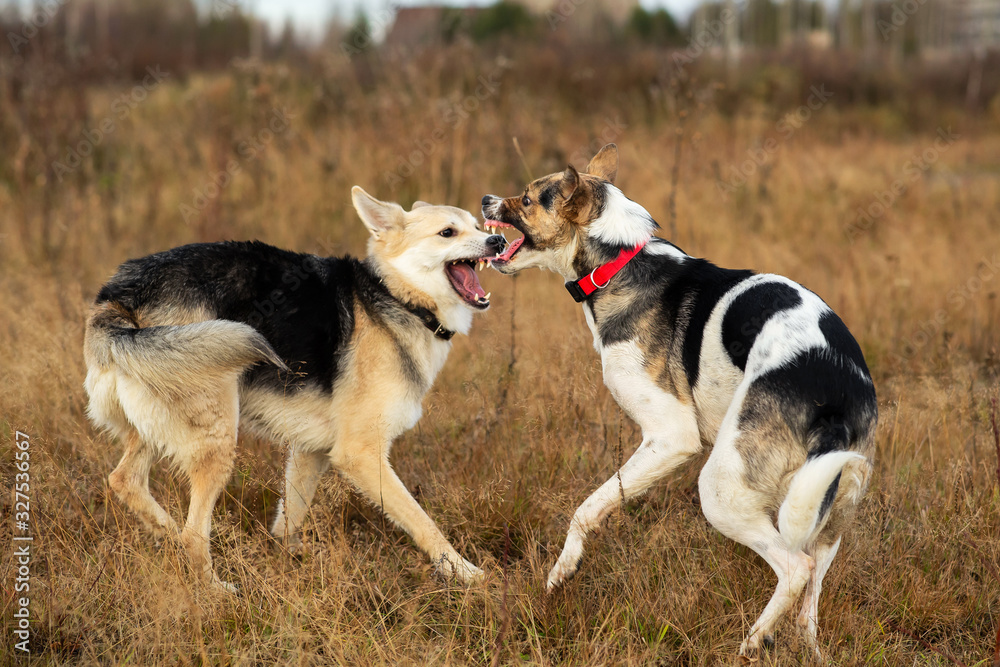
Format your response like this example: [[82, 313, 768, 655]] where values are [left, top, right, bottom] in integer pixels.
[[279, 532, 305, 555], [211, 573, 240, 595], [546, 559, 578, 592], [737, 634, 773, 663], [546, 534, 584, 591], [435, 554, 484, 584]]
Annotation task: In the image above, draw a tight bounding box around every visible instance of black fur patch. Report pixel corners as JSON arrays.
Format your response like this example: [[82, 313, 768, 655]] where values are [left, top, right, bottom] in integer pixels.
[[538, 183, 558, 210], [817, 471, 842, 521], [819, 310, 871, 375], [664, 260, 754, 389], [807, 416, 852, 458], [95, 241, 407, 394], [593, 254, 753, 391], [744, 346, 877, 454], [720, 282, 802, 372]]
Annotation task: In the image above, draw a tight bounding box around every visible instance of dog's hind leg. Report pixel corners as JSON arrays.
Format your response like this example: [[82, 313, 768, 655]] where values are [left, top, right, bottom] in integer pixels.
[[699, 429, 813, 657], [271, 448, 331, 552], [108, 431, 179, 541], [176, 391, 239, 592], [546, 401, 701, 591], [179, 444, 236, 591], [796, 535, 841, 660], [338, 444, 483, 583]]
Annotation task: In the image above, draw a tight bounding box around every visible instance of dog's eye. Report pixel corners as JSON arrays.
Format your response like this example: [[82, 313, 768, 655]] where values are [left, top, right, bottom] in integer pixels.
[[522, 196, 531, 207], [439, 228, 455, 238]]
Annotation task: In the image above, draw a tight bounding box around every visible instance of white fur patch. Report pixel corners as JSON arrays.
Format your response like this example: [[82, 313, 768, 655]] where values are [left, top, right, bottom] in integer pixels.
[[644, 238, 688, 261], [777, 451, 866, 551], [588, 184, 656, 247], [601, 339, 700, 447]]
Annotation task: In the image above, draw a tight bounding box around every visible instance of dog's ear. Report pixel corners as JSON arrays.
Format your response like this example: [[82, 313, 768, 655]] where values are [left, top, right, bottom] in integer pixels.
[[411, 201, 431, 210], [586, 144, 618, 184], [559, 164, 594, 223], [352, 186, 405, 237], [560, 164, 581, 202]]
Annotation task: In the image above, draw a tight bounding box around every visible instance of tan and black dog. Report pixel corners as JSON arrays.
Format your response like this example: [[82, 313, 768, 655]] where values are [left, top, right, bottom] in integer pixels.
[[482, 145, 876, 659], [84, 187, 504, 590]]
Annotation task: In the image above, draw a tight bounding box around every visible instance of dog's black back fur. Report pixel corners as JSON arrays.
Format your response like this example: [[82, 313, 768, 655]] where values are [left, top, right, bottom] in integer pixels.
[[95, 241, 400, 393]]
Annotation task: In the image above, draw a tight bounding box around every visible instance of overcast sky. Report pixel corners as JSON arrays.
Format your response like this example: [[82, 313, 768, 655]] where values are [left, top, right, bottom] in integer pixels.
[[252, 0, 708, 40]]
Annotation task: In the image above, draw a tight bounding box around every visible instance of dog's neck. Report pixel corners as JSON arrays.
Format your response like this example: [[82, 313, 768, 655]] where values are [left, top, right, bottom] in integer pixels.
[[364, 255, 473, 337], [568, 236, 632, 282], [556, 184, 663, 282]]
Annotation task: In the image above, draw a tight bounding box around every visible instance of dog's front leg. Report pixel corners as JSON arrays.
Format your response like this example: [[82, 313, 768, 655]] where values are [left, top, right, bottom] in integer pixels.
[[340, 445, 484, 584], [271, 447, 332, 552], [547, 424, 700, 591]]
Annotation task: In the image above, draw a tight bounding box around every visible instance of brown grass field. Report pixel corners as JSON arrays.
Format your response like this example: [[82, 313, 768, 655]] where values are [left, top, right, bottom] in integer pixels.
[[2, 47, 1000, 665]]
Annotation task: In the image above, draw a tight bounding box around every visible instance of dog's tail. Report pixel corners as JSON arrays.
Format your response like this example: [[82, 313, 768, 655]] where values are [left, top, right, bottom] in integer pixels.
[[85, 301, 288, 395], [777, 421, 872, 552]]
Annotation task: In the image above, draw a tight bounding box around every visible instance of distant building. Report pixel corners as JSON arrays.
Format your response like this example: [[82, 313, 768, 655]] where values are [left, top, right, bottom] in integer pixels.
[[385, 6, 461, 50]]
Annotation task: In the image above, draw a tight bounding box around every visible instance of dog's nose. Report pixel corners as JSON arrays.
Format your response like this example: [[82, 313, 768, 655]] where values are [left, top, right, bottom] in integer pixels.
[[486, 234, 507, 253], [482, 195, 495, 208]]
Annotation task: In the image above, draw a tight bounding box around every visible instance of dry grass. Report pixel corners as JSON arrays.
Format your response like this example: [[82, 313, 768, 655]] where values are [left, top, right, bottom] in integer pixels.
[[1, 48, 999, 665]]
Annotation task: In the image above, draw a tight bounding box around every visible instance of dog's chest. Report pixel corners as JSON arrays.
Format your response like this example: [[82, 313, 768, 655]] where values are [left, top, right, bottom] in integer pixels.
[[586, 303, 735, 443]]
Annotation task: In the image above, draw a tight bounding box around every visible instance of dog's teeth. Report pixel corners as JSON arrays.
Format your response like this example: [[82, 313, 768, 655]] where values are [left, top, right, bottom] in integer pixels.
[[485, 292, 491, 300]]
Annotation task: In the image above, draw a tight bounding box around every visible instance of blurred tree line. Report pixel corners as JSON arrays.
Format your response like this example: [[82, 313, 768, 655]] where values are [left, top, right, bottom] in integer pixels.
[[1, 0, 997, 114], [0, 0, 300, 80]]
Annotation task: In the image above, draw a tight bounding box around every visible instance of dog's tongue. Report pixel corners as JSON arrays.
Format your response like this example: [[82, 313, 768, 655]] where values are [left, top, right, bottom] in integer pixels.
[[446, 262, 487, 303]]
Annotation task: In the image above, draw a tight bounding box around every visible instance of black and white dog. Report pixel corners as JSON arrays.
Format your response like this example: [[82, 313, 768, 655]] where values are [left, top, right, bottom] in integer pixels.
[[482, 144, 877, 658]]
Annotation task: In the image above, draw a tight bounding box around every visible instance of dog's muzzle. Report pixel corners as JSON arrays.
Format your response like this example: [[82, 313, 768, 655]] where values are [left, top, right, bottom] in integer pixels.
[[486, 234, 507, 255], [481, 194, 501, 219]]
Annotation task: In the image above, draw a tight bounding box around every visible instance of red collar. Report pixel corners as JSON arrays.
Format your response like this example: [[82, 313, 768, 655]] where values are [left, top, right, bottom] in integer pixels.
[[565, 239, 648, 303]]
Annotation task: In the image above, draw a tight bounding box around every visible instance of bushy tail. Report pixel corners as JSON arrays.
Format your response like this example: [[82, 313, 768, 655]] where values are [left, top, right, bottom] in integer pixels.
[[85, 302, 287, 395], [777, 447, 870, 552]]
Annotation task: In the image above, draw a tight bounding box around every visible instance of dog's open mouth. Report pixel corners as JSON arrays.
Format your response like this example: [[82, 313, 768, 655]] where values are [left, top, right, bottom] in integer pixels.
[[483, 220, 526, 265], [446, 260, 491, 309]]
